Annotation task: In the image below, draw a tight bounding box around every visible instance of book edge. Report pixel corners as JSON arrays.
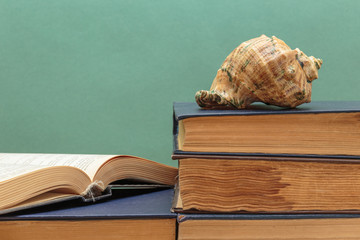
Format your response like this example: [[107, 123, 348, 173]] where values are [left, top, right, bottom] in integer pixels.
[[177, 212, 360, 222], [173, 101, 360, 120], [172, 153, 360, 161]]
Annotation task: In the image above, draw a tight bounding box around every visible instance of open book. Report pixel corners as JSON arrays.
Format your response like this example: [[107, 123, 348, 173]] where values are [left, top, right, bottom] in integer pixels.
[[0, 153, 178, 214]]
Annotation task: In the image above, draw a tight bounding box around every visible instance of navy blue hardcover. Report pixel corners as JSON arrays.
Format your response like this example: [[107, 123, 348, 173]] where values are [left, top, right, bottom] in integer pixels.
[[173, 101, 360, 159], [0, 189, 176, 221], [178, 213, 360, 223], [0, 184, 172, 216]]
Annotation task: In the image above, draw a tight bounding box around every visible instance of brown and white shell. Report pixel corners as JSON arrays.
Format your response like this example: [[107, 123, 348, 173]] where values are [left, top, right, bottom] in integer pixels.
[[195, 35, 322, 109]]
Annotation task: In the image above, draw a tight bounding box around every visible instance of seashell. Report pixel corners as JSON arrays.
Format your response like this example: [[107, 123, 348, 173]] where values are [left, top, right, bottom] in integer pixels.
[[195, 35, 322, 109]]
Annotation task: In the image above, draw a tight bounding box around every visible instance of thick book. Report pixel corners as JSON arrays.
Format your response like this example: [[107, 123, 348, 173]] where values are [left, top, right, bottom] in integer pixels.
[[0, 153, 177, 214], [172, 156, 360, 213], [177, 213, 360, 240], [173, 101, 360, 158], [0, 189, 176, 240]]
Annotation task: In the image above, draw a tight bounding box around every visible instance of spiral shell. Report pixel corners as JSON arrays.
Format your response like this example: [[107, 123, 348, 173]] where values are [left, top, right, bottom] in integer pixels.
[[195, 35, 322, 109]]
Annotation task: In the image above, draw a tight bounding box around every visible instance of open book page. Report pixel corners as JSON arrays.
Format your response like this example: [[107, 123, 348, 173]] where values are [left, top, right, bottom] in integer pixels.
[[0, 163, 47, 182], [0, 153, 117, 182]]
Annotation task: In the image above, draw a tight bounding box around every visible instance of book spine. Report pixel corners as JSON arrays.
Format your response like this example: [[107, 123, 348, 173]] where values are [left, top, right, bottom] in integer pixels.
[[173, 109, 180, 154]]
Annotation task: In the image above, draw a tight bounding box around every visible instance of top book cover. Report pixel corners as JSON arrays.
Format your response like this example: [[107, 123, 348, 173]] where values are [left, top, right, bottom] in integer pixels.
[[173, 101, 360, 159]]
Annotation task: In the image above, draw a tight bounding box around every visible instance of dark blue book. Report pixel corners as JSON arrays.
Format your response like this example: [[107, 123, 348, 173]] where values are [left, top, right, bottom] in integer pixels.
[[177, 213, 360, 240], [173, 101, 360, 159], [0, 189, 176, 240]]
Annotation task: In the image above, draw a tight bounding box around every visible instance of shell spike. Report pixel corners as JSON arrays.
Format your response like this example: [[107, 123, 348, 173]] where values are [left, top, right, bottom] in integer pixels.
[[304, 56, 322, 81], [312, 57, 323, 70], [195, 90, 233, 109]]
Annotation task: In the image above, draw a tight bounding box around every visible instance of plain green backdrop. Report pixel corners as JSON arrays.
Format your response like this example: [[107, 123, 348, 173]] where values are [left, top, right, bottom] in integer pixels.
[[0, 0, 359, 167]]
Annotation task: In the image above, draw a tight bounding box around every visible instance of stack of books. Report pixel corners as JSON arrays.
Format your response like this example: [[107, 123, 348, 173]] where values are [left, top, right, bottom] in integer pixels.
[[172, 101, 360, 239], [0, 154, 179, 239], [2, 101, 360, 239]]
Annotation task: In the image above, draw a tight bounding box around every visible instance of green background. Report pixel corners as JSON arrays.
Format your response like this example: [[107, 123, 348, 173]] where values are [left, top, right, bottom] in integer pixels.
[[0, 0, 359, 167]]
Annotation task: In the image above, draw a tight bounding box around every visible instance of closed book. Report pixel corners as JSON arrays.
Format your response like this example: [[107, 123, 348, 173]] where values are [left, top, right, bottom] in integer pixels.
[[177, 213, 360, 240], [0, 189, 176, 240], [173, 156, 360, 213], [173, 101, 360, 158]]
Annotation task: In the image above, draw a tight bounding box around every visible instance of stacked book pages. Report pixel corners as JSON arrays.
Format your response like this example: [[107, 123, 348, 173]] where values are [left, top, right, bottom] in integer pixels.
[[172, 101, 360, 240], [0, 154, 178, 239]]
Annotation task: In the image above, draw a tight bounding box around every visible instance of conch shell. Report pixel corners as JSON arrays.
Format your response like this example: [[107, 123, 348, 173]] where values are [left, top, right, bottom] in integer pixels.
[[195, 35, 322, 109]]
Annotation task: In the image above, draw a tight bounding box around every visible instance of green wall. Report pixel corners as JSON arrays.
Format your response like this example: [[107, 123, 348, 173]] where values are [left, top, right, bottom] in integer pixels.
[[0, 0, 359, 166]]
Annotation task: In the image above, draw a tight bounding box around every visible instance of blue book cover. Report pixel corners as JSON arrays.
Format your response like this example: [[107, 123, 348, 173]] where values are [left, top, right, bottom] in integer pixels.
[[178, 212, 360, 222], [0, 188, 176, 220]]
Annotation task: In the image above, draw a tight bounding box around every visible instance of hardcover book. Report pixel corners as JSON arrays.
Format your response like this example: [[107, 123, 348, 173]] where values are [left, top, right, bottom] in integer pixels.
[[173, 156, 360, 213], [0, 153, 177, 214], [177, 213, 360, 240], [173, 101, 360, 158], [0, 189, 176, 240]]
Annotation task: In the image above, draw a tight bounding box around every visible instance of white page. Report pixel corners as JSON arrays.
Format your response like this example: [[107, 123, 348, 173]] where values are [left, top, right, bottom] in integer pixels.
[[0, 163, 46, 182], [0, 153, 117, 181]]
